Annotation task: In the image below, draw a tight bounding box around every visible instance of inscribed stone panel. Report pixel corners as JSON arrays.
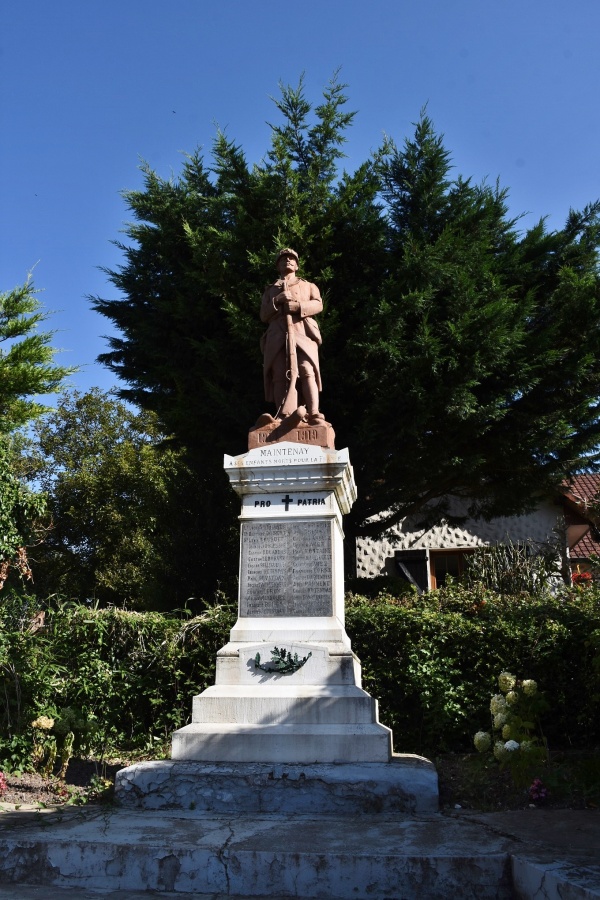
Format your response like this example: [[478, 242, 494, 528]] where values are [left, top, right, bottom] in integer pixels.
[[240, 521, 332, 617]]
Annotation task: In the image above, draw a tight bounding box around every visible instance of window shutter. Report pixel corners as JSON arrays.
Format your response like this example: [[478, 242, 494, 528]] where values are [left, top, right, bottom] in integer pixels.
[[394, 549, 429, 593]]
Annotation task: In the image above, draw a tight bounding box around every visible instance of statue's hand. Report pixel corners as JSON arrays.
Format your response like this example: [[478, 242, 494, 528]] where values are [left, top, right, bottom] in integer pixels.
[[286, 300, 300, 314], [274, 290, 291, 307]]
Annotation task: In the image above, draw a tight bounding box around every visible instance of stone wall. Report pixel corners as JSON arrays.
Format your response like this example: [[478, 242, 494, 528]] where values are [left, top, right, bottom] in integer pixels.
[[356, 496, 563, 579]]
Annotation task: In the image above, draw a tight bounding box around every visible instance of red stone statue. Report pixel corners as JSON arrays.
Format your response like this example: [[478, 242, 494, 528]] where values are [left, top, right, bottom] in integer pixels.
[[260, 249, 325, 426], [250, 248, 334, 450]]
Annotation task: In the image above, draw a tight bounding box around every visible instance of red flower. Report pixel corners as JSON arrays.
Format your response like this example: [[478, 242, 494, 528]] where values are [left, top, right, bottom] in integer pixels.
[[572, 570, 593, 586]]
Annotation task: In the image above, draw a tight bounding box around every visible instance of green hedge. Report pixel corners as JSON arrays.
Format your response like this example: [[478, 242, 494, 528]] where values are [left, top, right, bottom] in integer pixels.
[[346, 585, 600, 753], [0, 584, 598, 762], [0, 594, 236, 761]]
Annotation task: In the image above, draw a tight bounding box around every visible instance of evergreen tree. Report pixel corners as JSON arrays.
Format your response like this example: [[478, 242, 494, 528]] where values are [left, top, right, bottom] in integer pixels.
[[348, 115, 600, 535], [0, 279, 73, 433], [0, 279, 73, 585], [93, 79, 600, 591]]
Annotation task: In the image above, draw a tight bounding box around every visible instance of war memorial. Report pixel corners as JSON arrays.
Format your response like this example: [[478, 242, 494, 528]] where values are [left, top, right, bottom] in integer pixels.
[[0, 251, 594, 899], [116, 246, 437, 809]]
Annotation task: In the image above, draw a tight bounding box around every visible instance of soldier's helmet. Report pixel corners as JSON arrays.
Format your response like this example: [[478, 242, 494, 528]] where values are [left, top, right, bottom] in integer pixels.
[[275, 248, 299, 266]]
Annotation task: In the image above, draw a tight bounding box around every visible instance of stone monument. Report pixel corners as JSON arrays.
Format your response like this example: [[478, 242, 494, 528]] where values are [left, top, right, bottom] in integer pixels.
[[249, 248, 335, 449], [116, 249, 437, 814]]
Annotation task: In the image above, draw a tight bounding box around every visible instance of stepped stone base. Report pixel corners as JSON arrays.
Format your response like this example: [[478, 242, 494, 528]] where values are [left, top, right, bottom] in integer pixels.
[[190, 684, 377, 724], [172, 641, 394, 765], [0, 808, 521, 899], [171, 722, 392, 764], [115, 757, 438, 815]]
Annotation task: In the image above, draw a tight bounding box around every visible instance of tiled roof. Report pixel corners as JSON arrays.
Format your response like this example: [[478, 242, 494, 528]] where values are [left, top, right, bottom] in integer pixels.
[[560, 474, 600, 560], [562, 473, 600, 507], [570, 527, 600, 559]]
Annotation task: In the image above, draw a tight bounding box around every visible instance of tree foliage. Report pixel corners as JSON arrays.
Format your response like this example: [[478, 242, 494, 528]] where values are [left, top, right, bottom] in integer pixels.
[[28, 390, 236, 609], [0, 279, 73, 434], [355, 119, 600, 534], [0, 438, 46, 587], [93, 76, 600, 592], [0, 279, 72, 584]]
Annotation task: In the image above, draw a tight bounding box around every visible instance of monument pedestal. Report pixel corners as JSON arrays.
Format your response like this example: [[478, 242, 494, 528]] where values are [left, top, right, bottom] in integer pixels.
[[116, 757, 438, 814], [172, 443, 392, 764], [116, 443, 438, 812]]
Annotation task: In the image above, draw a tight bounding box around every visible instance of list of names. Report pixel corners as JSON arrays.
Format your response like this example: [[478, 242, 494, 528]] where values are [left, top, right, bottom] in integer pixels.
[[240, 521, 332, 617]]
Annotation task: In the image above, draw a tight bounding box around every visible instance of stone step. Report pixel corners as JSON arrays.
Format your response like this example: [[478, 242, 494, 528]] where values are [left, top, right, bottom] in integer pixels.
[[171, 722, 392, 763], [115, 758, 439, 815], [0, 888, 278, 899], [0, 808, 519, 899], [191, 685, 378, 724]]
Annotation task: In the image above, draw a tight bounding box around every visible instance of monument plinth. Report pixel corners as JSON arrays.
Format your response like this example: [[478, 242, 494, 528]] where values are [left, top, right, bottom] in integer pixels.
[[247, 416, 336, 450], [170, 443, 394, 764]]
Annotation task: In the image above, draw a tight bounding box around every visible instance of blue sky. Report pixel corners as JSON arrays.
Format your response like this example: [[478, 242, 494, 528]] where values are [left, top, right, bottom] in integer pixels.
[[2, 0, 599, 399]]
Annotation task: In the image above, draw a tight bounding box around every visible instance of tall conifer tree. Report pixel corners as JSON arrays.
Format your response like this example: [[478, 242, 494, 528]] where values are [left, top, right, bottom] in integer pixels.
[[0, 279, 73, 583], [1, 279, 72, 433], [94, 79, 600, 593]]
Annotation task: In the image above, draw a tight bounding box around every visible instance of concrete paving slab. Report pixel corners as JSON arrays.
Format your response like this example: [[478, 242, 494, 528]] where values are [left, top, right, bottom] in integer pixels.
[[0, 807, 515, 898], [0, 889, 269, 899], [451, 810, 600, 900], [0, 806, 598, 898], [454, 810, 600, 864], [0, 889, 276, 899], [511, 856, 600, 900]]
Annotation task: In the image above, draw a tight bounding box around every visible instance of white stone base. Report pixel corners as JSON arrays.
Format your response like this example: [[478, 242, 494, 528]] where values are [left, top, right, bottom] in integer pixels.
[[190, 684, 378, 724], [172, 722, 392, 764], [215, 640, 359, 685], [168, 448, 408, 774], [172, 640, 393, 764], [228, 616, 351, 644], [116, 756, 438, 815]]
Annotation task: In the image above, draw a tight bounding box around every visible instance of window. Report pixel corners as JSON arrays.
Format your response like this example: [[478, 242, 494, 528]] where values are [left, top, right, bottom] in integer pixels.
[[394, 549, 429, 593], [429, 551, 469, 589]]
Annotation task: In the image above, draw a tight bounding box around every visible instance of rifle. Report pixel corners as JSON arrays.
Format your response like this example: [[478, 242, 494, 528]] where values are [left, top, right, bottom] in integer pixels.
[[278, 273, 300, 418]]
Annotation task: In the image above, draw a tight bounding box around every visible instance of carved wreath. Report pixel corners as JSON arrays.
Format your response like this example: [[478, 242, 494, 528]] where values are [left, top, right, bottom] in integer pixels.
[[254, 646, 312, 675]]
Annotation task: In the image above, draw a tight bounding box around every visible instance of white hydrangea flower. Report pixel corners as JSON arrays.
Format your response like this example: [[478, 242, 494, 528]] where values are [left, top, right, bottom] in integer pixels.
[[501, 724, 512, 740], [522, 679, 537, 696], [520, 740, 535, 753], [498, 672, 516, 692], [490, 694, 507, 715], [474, 731, 491, 752], [504, 739, 520, 751], [493, 712, 508, 729], [505, 690, 518, 705], [31, 716, 54, 731], [493, 741, 507, 760]]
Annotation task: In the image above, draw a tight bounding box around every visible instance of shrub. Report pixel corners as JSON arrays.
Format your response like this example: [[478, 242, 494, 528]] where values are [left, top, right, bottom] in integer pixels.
[[0, 593, 235, 763], [462, 538, 563, 595], [474, 672, 549, 788], [346, 584, 600, 754], [0, 585, 598, 764]]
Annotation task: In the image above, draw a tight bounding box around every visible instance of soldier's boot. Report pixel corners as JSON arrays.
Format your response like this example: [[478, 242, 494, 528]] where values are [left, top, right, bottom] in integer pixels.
[[299, 362, 324, 425]]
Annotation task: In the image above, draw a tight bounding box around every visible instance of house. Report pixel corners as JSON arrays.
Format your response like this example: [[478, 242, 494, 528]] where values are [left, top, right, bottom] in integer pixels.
[[356, 474, 600, 591], [561, 474, 600, 577]]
